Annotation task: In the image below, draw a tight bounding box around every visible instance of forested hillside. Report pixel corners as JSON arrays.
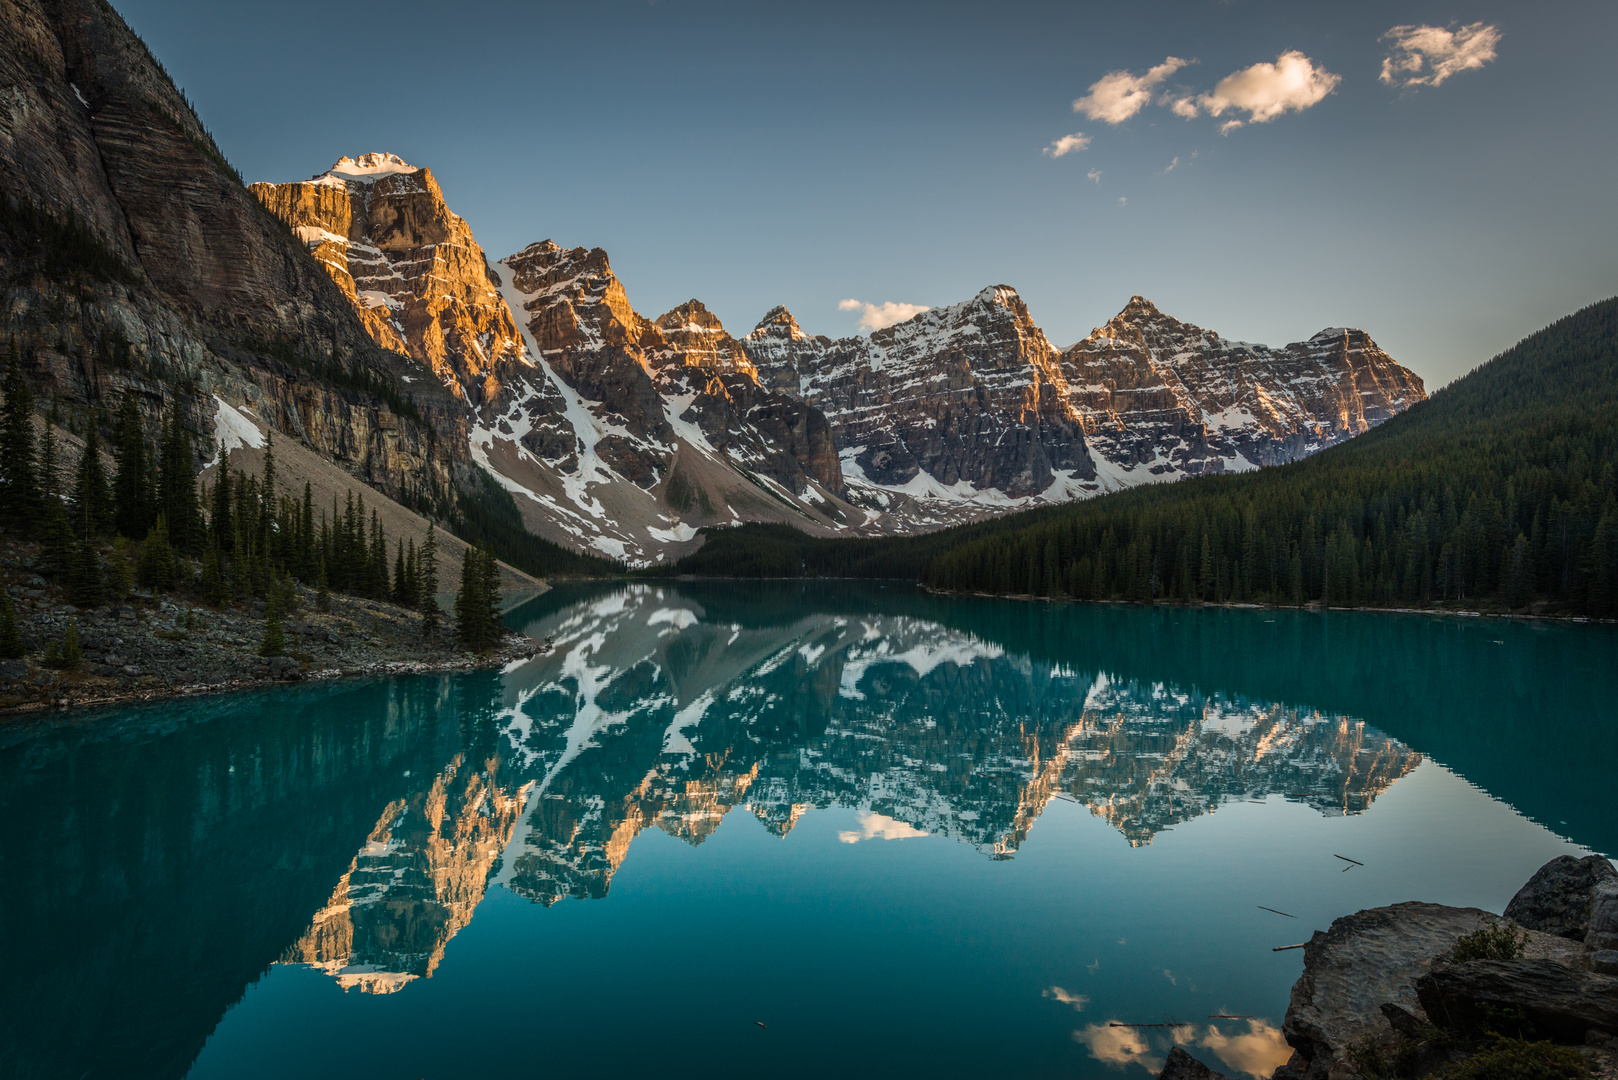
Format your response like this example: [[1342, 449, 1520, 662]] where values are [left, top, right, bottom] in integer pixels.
[[671, 297, 1618, 617]]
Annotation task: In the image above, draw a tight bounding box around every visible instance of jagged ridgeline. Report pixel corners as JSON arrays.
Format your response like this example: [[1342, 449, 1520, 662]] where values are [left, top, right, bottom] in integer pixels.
[[673, 298, 1618, 617], [0, 0, 615, 581]]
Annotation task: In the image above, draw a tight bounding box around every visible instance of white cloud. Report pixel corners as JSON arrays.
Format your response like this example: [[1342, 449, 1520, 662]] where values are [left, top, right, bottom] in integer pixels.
[[1163, 156, 1180, 173], [1074, 57, 1192, 124], [838, 811, 929, 843], [1044, 986, 1090, 1010], [1043, 132, 1091, 158], [1198, 1021, 1294, 1080], [1117, 197, 1127, 207], [838, 299, 929, 332], [1074, 1023, 1162, 1073], [1186, 50, 1341, 129], [1380, 23, 1501, 88], [1087, 168, 1102, 183]]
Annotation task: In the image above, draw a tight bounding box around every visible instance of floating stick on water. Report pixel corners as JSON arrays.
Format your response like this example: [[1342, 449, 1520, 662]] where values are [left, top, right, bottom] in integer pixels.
[[1257, 905, 1296, 918], [754, 1021, 767, 1029], [1333, 854, 1364, 867], [1273, 943, 1309, 951], [1209, 1015, 1259, 1020]]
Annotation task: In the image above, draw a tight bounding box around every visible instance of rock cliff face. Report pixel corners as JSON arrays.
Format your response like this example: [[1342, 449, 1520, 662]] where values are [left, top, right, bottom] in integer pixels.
[[473, 239, 851, 563], [246, 157, 857, 565], [251, 154, 527, 407], [743, 292, 1425, 528], [747, 287, 1095, 508], [1062, 297, 1426, 482], [0, 0, 465, 511]]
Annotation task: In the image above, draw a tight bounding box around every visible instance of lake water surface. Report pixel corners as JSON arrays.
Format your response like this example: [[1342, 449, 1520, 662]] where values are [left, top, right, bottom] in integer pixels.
[[1, 583, 1613, 1080]]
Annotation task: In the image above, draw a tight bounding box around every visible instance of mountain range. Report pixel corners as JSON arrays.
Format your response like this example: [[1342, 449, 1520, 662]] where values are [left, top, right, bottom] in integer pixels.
[[252, 153, 1424, 563], [2, 0, 1423, 571]]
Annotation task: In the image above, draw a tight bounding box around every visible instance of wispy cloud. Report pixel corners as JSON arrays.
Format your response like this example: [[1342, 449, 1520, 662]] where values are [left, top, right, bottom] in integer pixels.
[[1117, 197, 1127, 207], [1163, 156, 1181, 173], [1074, 57, 1192, 124], [1381, 23, 1501, 88], [1043, 132, 1092, 158], [1087, 168, 1102, 183], [1044, 986, 1090, 1010], [1182, 50, 1341, 132], [838, 299, 929, 332]]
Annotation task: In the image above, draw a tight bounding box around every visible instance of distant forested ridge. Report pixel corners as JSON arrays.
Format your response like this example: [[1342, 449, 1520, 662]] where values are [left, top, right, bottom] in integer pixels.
[[669, 297, 1618, 617]]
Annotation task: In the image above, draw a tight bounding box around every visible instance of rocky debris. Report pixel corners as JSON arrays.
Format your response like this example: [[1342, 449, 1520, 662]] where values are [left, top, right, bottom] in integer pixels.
[[1506, 855, 1618, 940], [0, 553, 542, 716], [1273, 902, 1587, 1080], [1160, 1046, 1231, 1080], [1415, 959, 1618, 1043], [1590, 885, 1618, 976]]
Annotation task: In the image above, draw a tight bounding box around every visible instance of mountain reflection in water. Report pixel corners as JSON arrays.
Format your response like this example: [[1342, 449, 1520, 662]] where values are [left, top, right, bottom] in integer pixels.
[[0, 581, 1610, 1080], [282, 585, 1418, 992]]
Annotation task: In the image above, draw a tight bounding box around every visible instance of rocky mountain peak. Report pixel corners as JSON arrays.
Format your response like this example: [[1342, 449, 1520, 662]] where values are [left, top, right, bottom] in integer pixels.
[[503, 240, 644, 352], [328, 152, 417, 181], [647, 300, 756, 376], [655, 299, 724, 334], [252, 155, 523, 405], [1062, 298, 1426, 477], [749, 306, 809, 342]]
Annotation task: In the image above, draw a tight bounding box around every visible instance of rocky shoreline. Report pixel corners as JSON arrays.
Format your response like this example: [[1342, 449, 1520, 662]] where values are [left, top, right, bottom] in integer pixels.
[[1, 557, 546, 717], [1162, 856, 1618, 1080]]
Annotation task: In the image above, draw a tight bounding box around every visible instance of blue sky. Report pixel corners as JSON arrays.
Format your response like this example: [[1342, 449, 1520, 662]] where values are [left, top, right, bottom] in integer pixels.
[[118, 0, 1617, 388]]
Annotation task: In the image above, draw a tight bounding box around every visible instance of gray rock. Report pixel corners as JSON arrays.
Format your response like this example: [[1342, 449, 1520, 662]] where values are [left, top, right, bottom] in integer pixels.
[[1157, 1046, 1230, 1080], [266, 656, 302, 680], [1505, 855, 1618, 940], [1278, 903, 1588, 1080], [0, 660, 28, 680], [1416, 959, 1618, 1042], [1589, 884, 1618, 951], [1592, 952, 1618, 977]]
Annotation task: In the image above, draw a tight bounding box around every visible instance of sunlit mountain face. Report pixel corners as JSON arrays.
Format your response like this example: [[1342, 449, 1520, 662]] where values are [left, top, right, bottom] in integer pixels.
[[272, 585, 1419, 992], [2, 583, 1609, 1080]]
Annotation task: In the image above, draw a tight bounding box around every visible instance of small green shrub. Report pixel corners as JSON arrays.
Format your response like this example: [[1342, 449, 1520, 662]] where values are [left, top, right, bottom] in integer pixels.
[[1447, 922, 1527, 963], [1444, 1037, 1590, 1080]]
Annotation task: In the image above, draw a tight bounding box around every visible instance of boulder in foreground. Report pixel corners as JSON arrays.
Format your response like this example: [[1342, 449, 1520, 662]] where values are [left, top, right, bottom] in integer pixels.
[[1415, 958, 1618, 1043], [1505, 855, 1618, 941]]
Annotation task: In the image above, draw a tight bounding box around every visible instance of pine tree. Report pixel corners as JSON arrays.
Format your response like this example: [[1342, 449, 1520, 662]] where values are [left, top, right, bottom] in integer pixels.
[[0, 345, 39, 534], [210, 460, 234, 554], [138, 515, 175, 591], [481, 549, 502, 645], [368, 511, 387, 599], [419, 525, 440, 638], [0, 588, 24, 659], [158, 406, 201, 553], [455, 548, 488, 651], [112, 394, 151, 539], [72, 423, 113, 537], [259, 606, 286, 657], [200, 545, 228, 606], [67, 534, 103, 606]]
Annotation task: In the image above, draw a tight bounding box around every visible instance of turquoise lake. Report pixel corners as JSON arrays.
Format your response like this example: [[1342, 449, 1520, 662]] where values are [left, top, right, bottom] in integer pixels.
[[1, 582, 1613, 1079]]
